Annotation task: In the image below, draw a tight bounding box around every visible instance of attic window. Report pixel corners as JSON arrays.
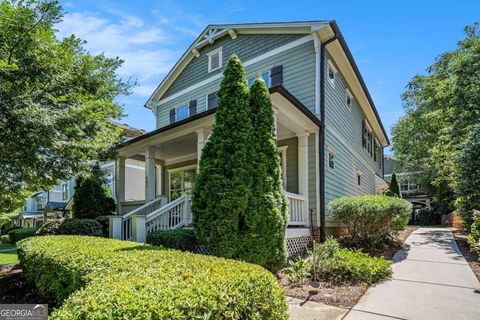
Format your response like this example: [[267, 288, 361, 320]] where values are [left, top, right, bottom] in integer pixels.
[[208, 47, 222, 72], [327, 59, 337, 87]]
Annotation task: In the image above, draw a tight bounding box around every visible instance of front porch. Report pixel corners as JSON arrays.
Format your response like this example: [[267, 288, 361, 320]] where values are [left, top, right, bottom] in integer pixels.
[[110, 88, 320, 242]]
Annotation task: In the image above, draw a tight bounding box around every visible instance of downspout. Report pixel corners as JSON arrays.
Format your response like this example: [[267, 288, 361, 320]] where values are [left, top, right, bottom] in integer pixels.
[[318, 32, 337, 242]]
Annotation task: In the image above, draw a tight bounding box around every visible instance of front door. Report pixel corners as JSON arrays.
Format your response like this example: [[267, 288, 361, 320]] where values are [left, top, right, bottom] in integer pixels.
[[169, 167, 196, 200]]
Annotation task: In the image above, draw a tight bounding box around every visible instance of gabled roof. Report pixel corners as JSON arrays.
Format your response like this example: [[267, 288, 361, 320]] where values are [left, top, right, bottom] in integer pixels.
[[44, 201, 68, 211], [145, 21, 330, 108], [144, 20, 389, 146]]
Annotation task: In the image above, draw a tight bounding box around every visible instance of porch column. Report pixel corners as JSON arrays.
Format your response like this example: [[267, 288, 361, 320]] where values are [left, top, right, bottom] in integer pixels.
[[115, 156, 126, 215], [297, 132, 310, 224], [196, 128, 207, 170], [145, 146, 156, 202], [273, 107, 279, 138]]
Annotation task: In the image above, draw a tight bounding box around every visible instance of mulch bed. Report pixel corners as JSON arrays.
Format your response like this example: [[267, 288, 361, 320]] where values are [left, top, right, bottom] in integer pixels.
[[451, 228, 480, 282], [0, 264, 54, 306], [279, 226, 418, 307]]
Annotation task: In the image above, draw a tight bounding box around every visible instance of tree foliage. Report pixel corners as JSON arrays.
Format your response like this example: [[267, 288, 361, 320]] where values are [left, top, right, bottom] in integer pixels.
[[384, 172, 401, 198], [392, 23, 480, 216], [241, 78, 288, 271], [0, 0, 132, 213], [72, 165, 115, 219], [192, 55, 253, 259], [192, 56, 288, 271]]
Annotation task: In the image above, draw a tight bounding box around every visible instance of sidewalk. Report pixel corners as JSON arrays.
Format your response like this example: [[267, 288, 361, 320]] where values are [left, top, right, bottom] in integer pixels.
[[343, 227, 480, 320]]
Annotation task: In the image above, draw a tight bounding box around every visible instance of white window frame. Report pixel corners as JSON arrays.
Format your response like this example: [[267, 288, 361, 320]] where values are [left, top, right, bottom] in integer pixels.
[[174, 102, 189, 122], [167, 164, 197, 200], [205, 90, 218, 109], [277, 146, 288, 189], [345, 88, 353, 111], [327, 59, 337, 87], [207, 47, 223, 73], [247, 69, 272, 88], [327, 148, 336, 170]]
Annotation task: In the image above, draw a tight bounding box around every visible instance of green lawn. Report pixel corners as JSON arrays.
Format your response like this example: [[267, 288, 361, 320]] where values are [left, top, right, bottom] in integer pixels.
[[0, 243, 18, 265]]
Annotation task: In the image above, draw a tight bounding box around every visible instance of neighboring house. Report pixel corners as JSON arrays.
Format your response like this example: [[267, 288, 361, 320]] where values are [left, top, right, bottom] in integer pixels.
[[384, 155, 432, 222], [16, 123, 145, 227], [110, 21, 389, 245]]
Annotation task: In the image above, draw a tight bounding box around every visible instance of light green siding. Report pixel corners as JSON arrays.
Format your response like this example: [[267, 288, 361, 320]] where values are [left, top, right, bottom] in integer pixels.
[[323, 53, 382, 222], [163, 34, 304, 98], [156, 34, 317, 128], [278, 138, 298, 194]]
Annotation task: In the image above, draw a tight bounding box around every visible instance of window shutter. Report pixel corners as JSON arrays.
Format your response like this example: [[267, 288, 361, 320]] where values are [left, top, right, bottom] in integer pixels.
[[270, 65, 283, 86], [169, 109, 176, 124], [207, 93, 217, 109], [362, 120, 366, 148], [189, 100, 197, 116]]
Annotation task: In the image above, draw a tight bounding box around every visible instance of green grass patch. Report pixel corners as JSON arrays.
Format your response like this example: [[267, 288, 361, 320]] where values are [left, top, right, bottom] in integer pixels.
[[0, 250, 18, 265]]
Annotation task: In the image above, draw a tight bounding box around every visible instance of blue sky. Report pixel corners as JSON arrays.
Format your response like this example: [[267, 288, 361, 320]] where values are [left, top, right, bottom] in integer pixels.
[[57, 0, 479, 153]]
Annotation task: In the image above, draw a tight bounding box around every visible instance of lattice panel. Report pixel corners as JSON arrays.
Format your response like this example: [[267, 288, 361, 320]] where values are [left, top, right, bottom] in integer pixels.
[[286, 236, 312, 257]]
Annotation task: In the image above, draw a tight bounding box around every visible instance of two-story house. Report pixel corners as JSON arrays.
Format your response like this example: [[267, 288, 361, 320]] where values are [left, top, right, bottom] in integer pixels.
[[109, 21, 389, 247]]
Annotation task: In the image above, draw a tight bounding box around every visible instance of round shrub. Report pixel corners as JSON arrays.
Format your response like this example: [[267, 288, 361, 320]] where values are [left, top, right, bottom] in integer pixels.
[[36, 219, 102, 237], [2, 225, 21, 235], [8, 228, 37, 243], [1, 234, 10, 243], [146, 229, 197, 251], [330, 195, 411, 245], [57, 219, 102, 236], [94, 215, 112, 237], [18, 236, 288, 319]]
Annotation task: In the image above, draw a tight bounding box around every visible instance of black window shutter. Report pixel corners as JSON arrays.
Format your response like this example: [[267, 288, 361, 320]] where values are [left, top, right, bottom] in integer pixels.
[[207, 93, 218, 109], [169, 109, 176, 124], [362, 120, 366, 148], [189, 99, 197, 116], [270, 65, 283, 86]]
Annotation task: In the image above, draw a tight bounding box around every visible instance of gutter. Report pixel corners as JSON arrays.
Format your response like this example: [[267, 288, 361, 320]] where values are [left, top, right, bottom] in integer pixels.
[[318, 33, 338, 242]]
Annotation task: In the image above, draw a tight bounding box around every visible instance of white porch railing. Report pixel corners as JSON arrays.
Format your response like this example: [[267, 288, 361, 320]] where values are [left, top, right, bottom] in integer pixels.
[[120, 200, 145, 215], [118, 196, 168, 240], [145, 195, 189, 233], [286, 191, 307, 226]]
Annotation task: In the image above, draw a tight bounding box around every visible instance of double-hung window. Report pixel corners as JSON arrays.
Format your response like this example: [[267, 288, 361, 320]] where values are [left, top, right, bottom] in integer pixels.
[[175, 104, 189, 121], [248, 70, 271, 88], [327, 59, 337, 87]]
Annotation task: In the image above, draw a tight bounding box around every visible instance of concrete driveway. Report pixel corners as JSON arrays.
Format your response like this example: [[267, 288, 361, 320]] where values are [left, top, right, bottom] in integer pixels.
[[343, 227, 480, 320]]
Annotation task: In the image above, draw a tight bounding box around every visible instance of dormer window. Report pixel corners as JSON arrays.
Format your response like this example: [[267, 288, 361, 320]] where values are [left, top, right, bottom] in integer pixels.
[[346, 89, 353, 110], [207, 47, 222, 72], [327, 59, 337, 87]]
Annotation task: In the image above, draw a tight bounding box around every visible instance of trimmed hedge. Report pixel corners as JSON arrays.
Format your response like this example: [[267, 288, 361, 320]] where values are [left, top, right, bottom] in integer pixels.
[[17, 236, 288, 319], [312, 238, 392, 284], [1, 234, 10, 243], [36, 219, 102, 237], [330, 195, 411, 245], [146, 229, 197, 251], [8, 228, 37, 243], [2, 225, 21, 235]]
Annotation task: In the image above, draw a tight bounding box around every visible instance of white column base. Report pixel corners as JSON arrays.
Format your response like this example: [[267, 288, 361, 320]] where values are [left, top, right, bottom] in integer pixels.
[[131, 215, 146, 243], [109, 216, 122, 239]]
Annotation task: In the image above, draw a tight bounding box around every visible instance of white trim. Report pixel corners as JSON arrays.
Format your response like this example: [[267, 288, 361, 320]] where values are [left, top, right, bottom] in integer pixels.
[[158, 35, 313, 105], [174, 101, 190, 122], [315, 131, 320, 226], [327, 59, 337, 88], [327, 148, 336, 170], [167, 164, 197, 174], [277, 146, 288, 189], [207, 47, 223, 72]]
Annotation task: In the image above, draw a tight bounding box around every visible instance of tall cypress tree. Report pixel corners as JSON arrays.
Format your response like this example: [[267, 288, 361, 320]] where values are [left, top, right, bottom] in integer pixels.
[[241, 79, 288, 271], [387, 172, 402, 198], [192, 55, 253, 258]]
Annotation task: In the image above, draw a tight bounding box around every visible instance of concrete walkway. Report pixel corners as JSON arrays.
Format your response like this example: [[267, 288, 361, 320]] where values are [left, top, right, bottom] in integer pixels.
[[288, 297, 348, 320], [344, 227, 480, 320]]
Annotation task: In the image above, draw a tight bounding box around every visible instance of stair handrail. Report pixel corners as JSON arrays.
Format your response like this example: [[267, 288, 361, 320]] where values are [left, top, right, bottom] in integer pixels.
[[121, 196, 166, 220], [146, 194, 187, 222]]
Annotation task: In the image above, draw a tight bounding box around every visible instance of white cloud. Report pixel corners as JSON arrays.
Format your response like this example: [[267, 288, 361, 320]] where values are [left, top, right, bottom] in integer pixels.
[[56, 11, 177, 97]]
